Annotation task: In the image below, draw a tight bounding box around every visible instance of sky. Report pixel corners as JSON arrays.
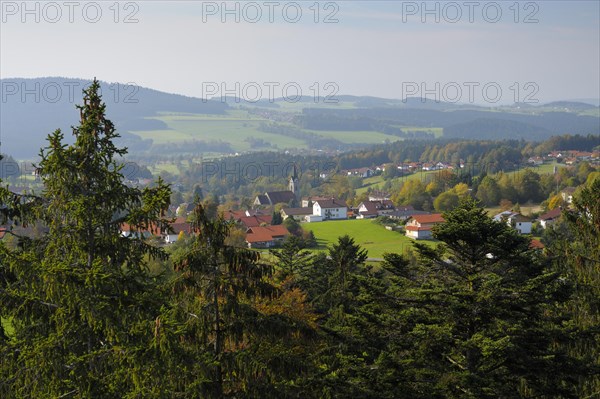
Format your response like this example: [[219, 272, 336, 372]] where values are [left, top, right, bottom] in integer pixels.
[[1, 0, 599, 105]]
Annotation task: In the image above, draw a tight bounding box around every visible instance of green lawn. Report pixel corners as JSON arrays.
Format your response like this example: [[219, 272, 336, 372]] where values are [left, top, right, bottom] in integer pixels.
[[303, 219, 437, 259]]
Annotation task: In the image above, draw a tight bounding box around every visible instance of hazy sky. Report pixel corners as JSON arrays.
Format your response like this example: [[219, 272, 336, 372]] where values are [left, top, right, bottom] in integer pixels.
[[1, 1, 599, 104]]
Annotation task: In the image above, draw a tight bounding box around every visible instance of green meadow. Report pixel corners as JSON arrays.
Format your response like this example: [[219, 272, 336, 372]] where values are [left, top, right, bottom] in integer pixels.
[[355, 170, 444, 195], [303, 219, 437, 259], [127, 110, 405, 153]]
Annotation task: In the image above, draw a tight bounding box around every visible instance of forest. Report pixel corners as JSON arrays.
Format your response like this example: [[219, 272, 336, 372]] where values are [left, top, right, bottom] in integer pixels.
[[1, 81, 599, 398]]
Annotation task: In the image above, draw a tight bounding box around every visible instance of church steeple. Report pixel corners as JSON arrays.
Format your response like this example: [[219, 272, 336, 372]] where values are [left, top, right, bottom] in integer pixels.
[[288, 164, 299, 200]]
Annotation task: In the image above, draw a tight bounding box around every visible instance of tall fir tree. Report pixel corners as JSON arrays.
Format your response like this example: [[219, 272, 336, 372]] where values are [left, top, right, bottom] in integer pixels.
[[0, 79, 172, 398], [406, 197, 579, 398], [546, 176, 600, 397], [168, 202, 318, 398]]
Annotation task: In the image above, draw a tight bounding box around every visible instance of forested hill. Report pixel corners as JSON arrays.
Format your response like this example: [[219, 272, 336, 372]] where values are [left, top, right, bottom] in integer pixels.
[[297, 106, 600, 140], [0, 77, 228, 158]]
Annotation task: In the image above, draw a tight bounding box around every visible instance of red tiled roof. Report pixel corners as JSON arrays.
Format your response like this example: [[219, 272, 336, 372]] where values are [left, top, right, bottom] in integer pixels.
[[170, 222, 191, 234], [530, 239, 545, 249], [239, 215, 273, 228], [245, 225, 289, 243], [225, 210, 247, 220], [411, 214, 445, 224], [405, 225, 433, 231]]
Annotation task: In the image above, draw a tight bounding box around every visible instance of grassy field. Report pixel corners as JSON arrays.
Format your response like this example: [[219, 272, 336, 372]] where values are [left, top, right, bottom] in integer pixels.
[[128, 110, 405, 153], [355, 170, 444, 195], [504, 162, 565, 177], [134, 114, 306, 152], [303, 219, 436, 259]]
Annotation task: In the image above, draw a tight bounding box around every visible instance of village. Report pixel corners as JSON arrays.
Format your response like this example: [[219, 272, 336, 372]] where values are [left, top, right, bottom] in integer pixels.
[[110, 163, 580, 252]]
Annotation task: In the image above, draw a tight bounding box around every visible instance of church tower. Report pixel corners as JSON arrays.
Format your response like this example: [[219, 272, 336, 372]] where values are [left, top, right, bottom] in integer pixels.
[[288, 164, 299, 201]]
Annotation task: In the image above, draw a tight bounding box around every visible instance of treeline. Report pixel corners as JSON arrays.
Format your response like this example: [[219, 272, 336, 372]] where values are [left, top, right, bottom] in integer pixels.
[[532, 133, 600, 154], [148, 139, 234, 154], [258, 122, 345, 149], [297, 107, 600, 140], [337, 139, 525, 172]]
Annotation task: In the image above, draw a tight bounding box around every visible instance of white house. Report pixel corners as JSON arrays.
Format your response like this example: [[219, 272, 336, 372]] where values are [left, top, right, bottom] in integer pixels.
[[405, 214, 445, 240], [164, 221, 192, 244], [493, 211, 532, 234], [356, 200, 396, 219], [538, 208, 562, 229], [561, 187, 577, 204], [313, 199, 347, 220]]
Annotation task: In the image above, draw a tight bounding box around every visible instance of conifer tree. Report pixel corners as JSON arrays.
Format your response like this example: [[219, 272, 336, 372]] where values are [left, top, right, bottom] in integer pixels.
[[170, 202, 317, 398], [407, 197, 578, 398], [0, 79, 172, 398], [546, 177, 600, 397]]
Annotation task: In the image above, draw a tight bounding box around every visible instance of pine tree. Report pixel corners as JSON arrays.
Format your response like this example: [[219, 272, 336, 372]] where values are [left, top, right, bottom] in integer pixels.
[[546, 176, 600, 397], [170, 203, 317, 398], [406, 197, 579, 398], [0, 79, 172, 398]]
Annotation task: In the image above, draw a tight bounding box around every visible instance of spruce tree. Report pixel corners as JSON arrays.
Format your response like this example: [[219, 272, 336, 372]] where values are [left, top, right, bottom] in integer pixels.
[[169, 202, 317, 398], [546, 177, 600, 397], [0, 79, 172, 398], [406, 197, 578, 398]]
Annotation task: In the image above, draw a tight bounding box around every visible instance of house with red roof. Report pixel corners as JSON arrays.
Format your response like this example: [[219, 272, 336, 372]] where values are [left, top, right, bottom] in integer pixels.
[[245, 225, 290, 248], [237, 214, 273, 228], [405, 213, 445, 240]]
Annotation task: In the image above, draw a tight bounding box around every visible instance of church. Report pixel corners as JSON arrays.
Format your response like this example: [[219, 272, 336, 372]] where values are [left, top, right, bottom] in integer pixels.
[[253, 166, 299, 207]]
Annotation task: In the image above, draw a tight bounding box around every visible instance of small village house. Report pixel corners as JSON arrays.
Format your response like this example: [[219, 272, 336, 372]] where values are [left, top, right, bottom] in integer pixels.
[[405, 214, 445, 240]]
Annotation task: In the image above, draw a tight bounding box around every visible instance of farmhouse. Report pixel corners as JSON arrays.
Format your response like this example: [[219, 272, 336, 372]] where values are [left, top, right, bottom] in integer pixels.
[[254, 191, 296, 207], [301, 196, 333, 207], [164, 220, 192, 244], [368, 190, 391, 201], [356, 200, 396, 219], [237, 214, 273, 228], [405, 214, 445, 240], [389, 208, 430, 221], [245, 225, 290, 248], [312, 199, 348, 221], [493, 211, 532, 234], [537, 207, 563, 229], [281, 207, 313, 221]]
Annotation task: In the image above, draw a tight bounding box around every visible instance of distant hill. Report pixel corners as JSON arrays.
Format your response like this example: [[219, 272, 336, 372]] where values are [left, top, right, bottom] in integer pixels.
[[1, 77, 598, 158], [298, 106, 599, 140], [0, 77, 228, 158], [542, 101, 598, 110]]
